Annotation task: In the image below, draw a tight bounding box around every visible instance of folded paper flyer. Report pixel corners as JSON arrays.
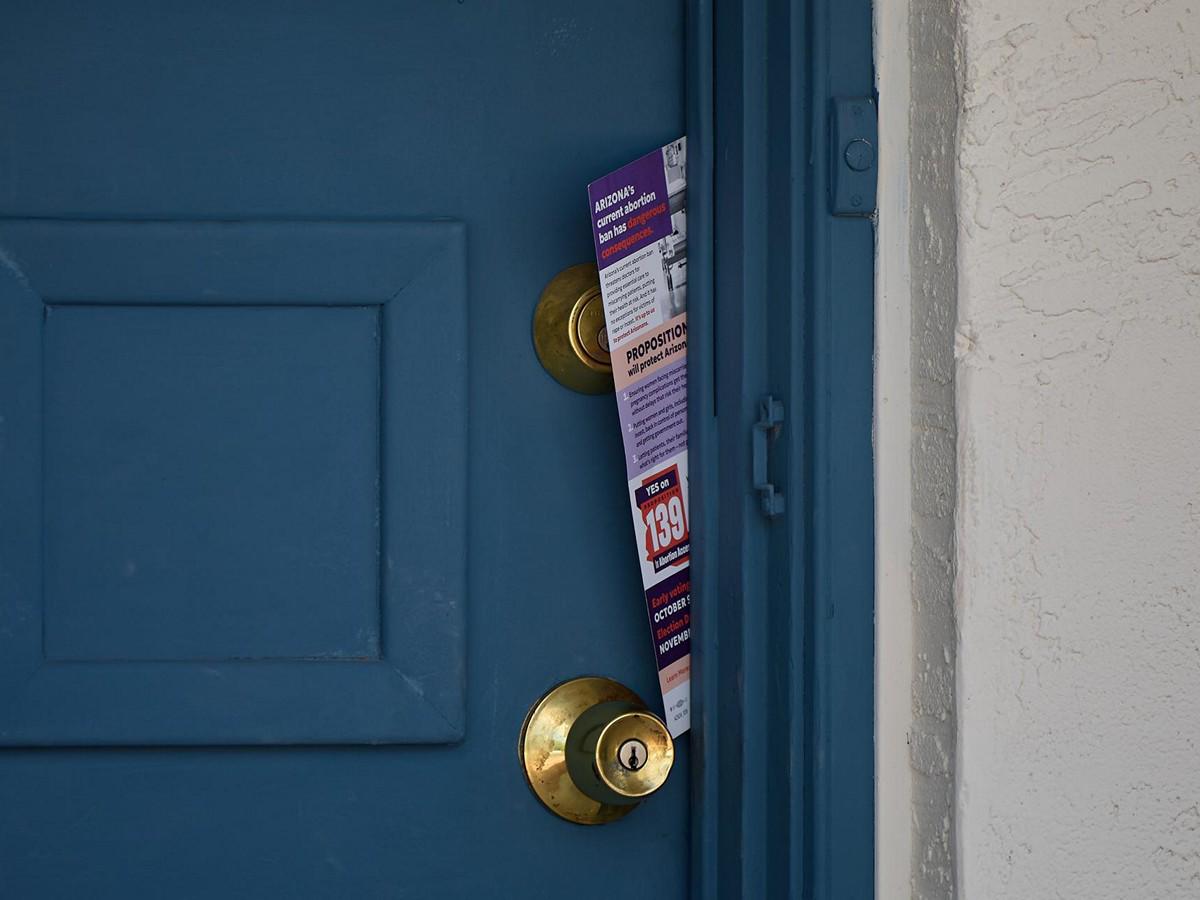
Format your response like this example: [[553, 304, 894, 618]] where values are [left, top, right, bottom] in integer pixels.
[[588, 139, 690, 737]]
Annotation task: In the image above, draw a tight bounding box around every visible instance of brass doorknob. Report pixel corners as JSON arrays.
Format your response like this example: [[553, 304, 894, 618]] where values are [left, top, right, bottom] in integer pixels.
[[531, 263, 614, 394], [519, 676, 675, 825]]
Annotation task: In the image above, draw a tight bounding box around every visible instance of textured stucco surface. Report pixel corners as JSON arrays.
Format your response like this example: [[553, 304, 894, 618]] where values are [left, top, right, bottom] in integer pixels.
[[909, 0, 960, 897], [955, 0, 1200, 896]]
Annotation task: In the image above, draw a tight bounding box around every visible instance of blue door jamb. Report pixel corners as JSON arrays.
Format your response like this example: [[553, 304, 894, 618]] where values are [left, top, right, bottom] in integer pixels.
[[687, 0, 876, 896]]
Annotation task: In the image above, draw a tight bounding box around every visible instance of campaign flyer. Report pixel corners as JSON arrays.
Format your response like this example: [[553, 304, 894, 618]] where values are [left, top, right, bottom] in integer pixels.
[[588, 139, 690, 737]]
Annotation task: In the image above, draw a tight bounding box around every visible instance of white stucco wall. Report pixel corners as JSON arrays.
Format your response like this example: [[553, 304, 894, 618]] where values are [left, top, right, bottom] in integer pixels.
[[956, 0, 1200, 896]]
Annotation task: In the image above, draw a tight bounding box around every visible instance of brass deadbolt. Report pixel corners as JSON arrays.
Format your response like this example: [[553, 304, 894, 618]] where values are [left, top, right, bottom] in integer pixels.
[[532, 263, 613, 394], [519, 676, 675, 825]]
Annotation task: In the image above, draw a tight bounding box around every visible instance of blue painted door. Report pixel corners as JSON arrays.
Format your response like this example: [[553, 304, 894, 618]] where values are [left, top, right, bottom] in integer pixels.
[[0, 3, 688, 896]]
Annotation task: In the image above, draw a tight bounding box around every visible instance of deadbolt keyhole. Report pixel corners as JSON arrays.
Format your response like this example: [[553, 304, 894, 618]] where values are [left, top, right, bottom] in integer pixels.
[[618, 738, 648, 771]]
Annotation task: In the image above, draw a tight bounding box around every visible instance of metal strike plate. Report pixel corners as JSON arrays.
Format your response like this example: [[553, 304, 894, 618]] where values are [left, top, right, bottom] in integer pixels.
[[830, 97, 878, 216]]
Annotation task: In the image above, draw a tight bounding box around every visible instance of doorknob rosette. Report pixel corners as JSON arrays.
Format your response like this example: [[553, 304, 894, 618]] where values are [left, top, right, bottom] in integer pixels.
[[519, 676, 675, 825]]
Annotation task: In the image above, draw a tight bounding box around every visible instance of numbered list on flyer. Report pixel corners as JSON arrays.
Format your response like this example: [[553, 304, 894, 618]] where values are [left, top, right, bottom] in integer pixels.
[[588, 139, 691, 737]]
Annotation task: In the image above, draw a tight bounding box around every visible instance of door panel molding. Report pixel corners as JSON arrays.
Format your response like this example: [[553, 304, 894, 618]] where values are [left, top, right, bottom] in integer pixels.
[[0, 221, 467, 745], [688, 0, 876, 896]]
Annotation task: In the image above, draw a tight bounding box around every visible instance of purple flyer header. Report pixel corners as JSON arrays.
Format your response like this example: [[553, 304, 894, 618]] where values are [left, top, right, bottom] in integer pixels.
[[587, 147, 673, 270]]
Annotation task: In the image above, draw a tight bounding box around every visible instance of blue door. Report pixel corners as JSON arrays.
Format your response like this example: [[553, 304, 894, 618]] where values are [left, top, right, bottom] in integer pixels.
[[0, 3, 689, 896]]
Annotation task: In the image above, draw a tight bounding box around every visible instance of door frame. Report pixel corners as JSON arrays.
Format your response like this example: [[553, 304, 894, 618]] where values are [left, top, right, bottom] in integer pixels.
[[686, 0, 876, 896]]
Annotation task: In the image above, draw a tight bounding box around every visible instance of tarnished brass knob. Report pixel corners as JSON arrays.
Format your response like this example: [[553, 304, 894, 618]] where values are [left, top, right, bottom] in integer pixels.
[[532, 263, 614, 394], [519, 676, 675, 825]]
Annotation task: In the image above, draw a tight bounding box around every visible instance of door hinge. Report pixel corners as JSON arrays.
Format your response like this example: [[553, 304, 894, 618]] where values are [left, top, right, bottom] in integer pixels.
[[829, 97, 878, 216], [753, 396, 785, 518]]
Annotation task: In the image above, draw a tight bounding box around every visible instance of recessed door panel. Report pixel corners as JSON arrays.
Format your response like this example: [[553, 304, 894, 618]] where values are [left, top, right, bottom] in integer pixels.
[[0, 221, 467, 744]]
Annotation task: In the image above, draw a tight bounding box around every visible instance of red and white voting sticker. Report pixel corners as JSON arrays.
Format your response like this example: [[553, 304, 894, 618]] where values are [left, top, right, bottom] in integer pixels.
[[635, 464, 690, 573]]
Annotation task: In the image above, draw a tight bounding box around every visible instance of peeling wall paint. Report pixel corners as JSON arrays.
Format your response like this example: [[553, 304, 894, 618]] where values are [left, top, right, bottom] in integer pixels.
[[955, 0, 1200, 897]]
